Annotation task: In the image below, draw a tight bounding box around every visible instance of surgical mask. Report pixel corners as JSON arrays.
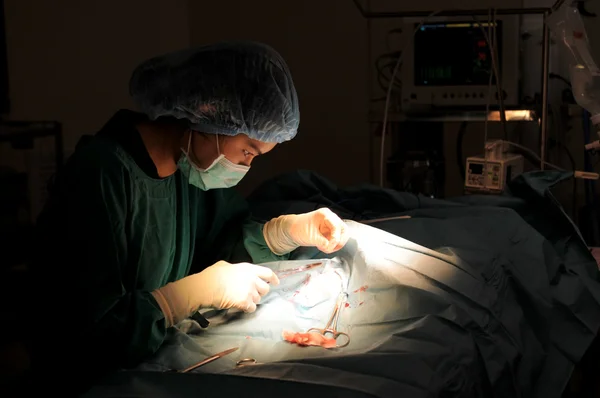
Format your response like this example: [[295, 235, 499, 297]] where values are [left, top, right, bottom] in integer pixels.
[[178, 133, 250, 190]]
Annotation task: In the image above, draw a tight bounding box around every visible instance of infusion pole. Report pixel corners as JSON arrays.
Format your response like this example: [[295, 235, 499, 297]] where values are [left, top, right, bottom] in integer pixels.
[[541, 11, 551, 171]]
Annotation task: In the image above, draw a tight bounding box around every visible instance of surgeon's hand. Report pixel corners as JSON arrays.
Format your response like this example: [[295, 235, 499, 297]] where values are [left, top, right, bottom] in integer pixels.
[[197, 261, 279, 312], [263, 208, 350, 255], [152, 261, 279, 327]]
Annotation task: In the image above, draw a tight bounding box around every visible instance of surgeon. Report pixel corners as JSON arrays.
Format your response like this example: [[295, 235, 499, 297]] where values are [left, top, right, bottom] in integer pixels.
[[30, 41, 349, 393]]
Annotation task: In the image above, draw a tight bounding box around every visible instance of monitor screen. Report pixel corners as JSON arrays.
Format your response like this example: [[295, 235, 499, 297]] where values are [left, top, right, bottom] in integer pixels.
[[413, 21, 502, 87]]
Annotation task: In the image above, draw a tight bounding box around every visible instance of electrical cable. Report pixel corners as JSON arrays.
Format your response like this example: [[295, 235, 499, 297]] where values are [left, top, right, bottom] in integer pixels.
[[551, 0, 567, 12], [472, 10, 508, 141], [477, 9, 495, 191], [551, 138, 578, 218], [456, 121, 469, 180], [582, 109, 600, 244], [470, 8, 522, 192], [584, 110, 592, 205], [502, 140, 565, 170], [549, 73, 572, 87], [549, 103, 578, 217], [375, 52, 402, 92], [491, 10, 508, 141], [379, 10, 442, 187]]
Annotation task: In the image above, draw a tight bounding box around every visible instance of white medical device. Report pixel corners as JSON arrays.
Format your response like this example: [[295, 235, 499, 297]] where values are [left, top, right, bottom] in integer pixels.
[[400, 15, 521, 111], [465, 141, 524, 193]]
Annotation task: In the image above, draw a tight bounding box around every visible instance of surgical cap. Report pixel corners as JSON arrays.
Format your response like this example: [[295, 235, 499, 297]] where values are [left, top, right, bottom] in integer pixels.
[[129, 41, 299, 144]]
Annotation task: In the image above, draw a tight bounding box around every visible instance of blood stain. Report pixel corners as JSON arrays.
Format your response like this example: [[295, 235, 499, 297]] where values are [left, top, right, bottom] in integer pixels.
[[344, 302, 350, 308], [353, 285, 368, 293]]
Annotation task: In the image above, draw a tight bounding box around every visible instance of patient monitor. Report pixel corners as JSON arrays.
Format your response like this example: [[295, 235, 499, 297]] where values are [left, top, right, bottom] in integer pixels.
[[400, 16, 521, 111]]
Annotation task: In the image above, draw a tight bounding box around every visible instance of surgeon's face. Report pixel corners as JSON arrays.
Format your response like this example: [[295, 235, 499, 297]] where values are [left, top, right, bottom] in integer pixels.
[[190, 132, 276, 169]]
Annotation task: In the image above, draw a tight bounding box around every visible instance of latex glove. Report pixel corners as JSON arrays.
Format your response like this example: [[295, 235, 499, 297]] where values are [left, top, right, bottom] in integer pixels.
[[152, 260, 279, 327], [263, 208, 350, 255]]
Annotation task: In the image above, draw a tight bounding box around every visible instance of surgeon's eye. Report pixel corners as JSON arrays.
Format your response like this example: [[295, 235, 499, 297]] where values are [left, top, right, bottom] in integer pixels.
[[243, 149, 255, 158]]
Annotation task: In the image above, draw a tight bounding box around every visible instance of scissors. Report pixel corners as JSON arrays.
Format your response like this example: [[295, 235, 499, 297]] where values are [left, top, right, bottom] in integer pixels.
[[178, 347, 239, 373], [235, 358, 261, 368], [306, 291, 350, 348]]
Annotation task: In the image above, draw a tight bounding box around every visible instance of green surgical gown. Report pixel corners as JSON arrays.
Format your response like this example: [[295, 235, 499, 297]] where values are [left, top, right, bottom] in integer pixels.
[[31, 110, 288, 390]]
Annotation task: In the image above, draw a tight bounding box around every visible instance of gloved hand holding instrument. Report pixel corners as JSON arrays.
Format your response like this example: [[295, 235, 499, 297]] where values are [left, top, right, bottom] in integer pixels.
[[152, 261, 280, 327], [151, 208, 348, 328]]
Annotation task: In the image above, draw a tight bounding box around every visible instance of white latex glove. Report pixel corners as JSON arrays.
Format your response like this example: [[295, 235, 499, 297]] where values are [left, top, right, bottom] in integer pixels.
[[263, 208, 350, 255], [151, 260, 279, 327]]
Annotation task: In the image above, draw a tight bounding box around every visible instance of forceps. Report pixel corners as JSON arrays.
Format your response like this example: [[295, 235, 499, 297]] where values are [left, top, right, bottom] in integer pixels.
[[178, 347, 238, 373], [306, 291, 350, 348], [275, 262, 323, 280], [235, 358, 261, 367]]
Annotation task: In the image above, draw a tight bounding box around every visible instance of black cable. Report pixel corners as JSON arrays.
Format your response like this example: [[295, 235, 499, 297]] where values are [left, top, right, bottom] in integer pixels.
[[555, 140, 577, 218], [456, 121, 469, 180], [376, 63, 402, 91], [515, 147, 547, 170], [472, 10, 509, 140], [489, 10, 508, 140], [521, 75, 571, 105], [375, 52, 402, 92], [375, 52, 401, 71], [539, 137, 577, 218], [370, 27, 404, 102], [551, 0, 566, 12], [550, 73, 572, 87]]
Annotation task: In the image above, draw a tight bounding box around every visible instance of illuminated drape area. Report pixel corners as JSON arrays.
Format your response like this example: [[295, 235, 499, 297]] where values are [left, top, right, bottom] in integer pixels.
[[134, 218, 600, 397]]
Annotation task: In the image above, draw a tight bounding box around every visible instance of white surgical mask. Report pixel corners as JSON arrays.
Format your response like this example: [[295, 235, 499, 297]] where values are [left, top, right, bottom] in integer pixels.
[[178, 133, 250, 190]]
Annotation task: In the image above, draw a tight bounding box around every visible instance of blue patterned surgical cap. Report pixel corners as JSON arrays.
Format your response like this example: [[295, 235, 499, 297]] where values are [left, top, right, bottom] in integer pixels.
[[129, 41, 299, 143]]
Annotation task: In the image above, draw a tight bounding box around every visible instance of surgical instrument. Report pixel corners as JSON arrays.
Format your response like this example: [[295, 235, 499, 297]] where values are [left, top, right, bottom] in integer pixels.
[[179, 347, 239, 373], [275, 262, 323, 280], [361, 215, 411, 224], [306, 291, 350, 348], [235, 358, 261, 368]]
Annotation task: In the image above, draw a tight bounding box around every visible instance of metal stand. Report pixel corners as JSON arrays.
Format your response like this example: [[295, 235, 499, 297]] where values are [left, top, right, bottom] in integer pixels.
[[541, 12, 551, 170], [353, 1, 553, 172]]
